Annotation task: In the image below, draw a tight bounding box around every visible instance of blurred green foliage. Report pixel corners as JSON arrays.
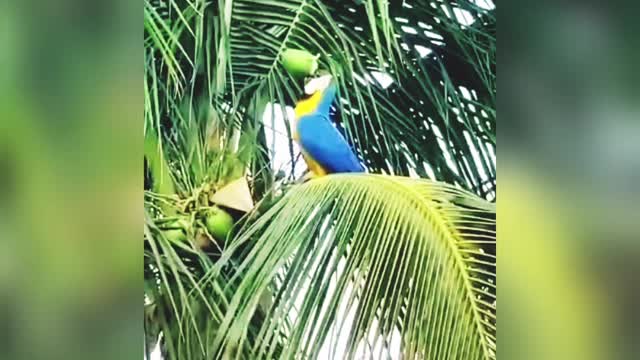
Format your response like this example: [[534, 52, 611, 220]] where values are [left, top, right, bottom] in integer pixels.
[[501, 1, 640, 359], [1, 1, 141, 359]]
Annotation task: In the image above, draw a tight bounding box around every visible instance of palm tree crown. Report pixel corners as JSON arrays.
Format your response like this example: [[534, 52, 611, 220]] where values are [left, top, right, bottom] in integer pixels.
[[144, 0, 495, 359]]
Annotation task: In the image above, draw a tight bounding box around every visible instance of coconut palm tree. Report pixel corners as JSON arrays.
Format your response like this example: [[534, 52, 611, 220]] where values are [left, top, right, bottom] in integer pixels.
[[144, 0, 495, 359]]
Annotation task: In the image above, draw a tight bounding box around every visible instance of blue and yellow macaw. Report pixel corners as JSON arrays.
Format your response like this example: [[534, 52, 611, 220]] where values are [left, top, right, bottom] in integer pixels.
[[293, 75, 364, 177]]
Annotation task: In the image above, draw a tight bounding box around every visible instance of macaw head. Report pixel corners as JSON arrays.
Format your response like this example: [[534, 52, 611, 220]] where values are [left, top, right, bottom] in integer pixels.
[[295, 74, 337, 118]]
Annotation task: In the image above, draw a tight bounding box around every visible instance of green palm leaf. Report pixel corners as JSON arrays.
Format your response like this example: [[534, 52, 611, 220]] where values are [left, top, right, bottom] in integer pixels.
[[208, 174, 496, 359], [144, 0, 496, 196], [223, 0, 495, 193]]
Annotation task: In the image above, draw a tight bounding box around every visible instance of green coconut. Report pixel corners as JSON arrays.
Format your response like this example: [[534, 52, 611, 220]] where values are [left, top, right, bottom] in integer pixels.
[[281, 49, 319, 78], [205, 206, 234, 242]]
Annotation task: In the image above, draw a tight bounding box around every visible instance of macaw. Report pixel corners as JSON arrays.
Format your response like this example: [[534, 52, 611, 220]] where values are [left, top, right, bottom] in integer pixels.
[[293, 75, 364, 177]]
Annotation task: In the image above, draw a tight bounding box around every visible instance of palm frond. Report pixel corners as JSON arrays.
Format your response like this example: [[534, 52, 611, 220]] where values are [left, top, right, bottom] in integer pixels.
[[144, 0, 496, 198], [225, 0, 495, 195], [145, 209, 256, 359], [207, 174, 496, 359]]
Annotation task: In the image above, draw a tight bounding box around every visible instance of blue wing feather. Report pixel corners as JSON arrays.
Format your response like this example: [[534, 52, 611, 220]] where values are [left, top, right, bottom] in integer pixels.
[[297, 113, 364, 173]]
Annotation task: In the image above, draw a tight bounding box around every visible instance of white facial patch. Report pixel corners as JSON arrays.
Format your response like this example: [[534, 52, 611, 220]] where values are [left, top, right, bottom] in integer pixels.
[[304, 74, 333, 95]]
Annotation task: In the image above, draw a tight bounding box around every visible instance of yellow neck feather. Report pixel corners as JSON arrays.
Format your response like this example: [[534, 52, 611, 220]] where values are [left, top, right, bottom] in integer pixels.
[[294, 91, 322, 118]]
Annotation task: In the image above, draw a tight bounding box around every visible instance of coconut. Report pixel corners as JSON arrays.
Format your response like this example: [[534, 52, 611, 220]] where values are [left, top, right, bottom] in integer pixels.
[[205, 206, 234, 242], [281, 49, 319, 78]]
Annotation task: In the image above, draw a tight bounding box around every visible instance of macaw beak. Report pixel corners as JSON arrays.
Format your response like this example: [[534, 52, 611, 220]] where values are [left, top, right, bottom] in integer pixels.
[[296, 74, 337, 118], [304, 74, 333, 95]]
